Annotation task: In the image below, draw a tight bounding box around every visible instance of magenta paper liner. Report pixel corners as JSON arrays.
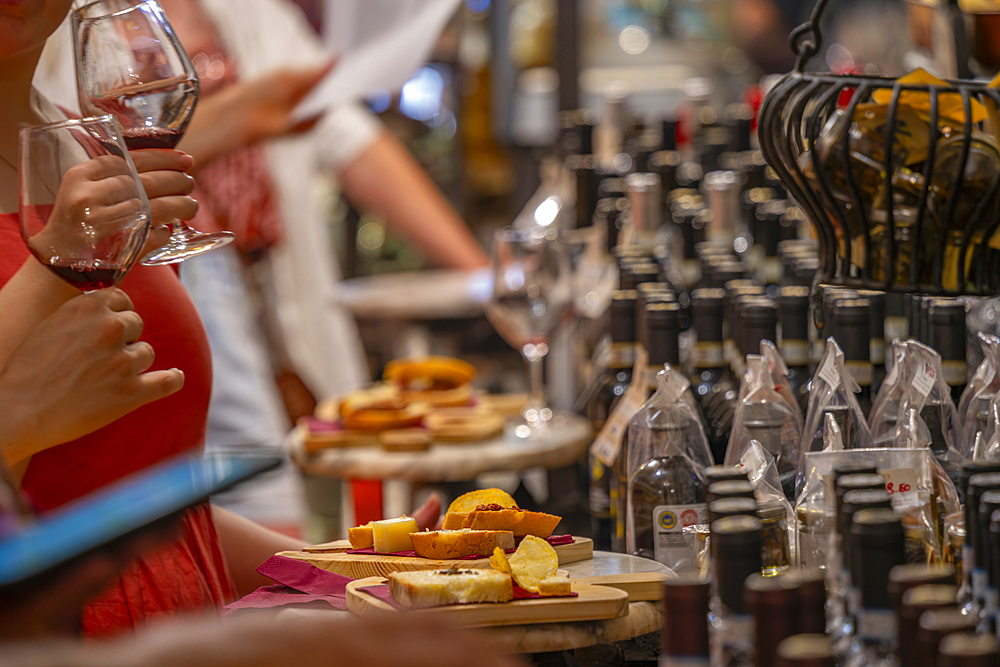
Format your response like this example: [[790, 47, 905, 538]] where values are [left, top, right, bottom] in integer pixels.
[[224, 555, 356, 614], [346, 534, 575, 558]]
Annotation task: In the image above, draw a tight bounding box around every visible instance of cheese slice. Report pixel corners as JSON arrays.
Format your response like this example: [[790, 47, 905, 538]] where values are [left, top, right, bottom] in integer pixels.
[[372, 516, 418, 553]]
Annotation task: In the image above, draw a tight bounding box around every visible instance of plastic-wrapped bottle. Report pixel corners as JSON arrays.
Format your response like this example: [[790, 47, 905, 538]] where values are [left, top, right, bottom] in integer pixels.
[[626, 365, 714, 573]]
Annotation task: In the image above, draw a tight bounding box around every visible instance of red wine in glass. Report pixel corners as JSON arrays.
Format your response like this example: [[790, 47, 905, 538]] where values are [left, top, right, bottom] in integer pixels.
[[90, 88, 189, 149], [46, 259, 125, 292]]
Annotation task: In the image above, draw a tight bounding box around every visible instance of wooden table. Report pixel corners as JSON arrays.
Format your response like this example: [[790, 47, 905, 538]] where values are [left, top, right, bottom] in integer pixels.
[[289, 413, 592, 483]]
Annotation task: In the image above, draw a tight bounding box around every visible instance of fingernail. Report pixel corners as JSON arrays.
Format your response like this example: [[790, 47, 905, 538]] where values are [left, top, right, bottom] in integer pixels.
[[177, 152, 194, 168]]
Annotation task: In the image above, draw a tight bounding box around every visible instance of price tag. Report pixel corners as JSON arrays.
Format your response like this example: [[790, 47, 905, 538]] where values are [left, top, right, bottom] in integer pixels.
[[912, 361, 936, 398], [880, 467, 920, 508], [590, 348, 649, 467], [818, 352, 840, 388]]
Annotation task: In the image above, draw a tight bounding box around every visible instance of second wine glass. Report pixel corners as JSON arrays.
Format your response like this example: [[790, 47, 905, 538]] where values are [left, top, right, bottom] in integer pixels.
[[73, 0, 234, 265], [486, 226, 574, 440]]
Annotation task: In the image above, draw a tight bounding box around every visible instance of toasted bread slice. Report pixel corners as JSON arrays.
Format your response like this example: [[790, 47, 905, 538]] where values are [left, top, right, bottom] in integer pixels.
[[461, 508, 562, 538], [410, 529, 514, 559], [388, 568, 512, 608]]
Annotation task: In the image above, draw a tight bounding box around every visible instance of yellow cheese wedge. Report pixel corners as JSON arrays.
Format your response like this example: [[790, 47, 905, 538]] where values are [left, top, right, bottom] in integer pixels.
[[372, 516, 418, 553]]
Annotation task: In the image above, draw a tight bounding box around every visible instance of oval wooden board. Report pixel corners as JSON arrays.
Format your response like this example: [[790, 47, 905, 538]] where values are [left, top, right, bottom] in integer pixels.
[[283, 536, 593, 579], [346, 577, 629, 627]]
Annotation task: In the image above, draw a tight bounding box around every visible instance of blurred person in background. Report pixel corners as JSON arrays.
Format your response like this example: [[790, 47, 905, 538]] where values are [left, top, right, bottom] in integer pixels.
[[37, 0, 489, 531]]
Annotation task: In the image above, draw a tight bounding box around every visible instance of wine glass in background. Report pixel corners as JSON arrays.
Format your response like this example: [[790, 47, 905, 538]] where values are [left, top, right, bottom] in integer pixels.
[[486, 226, 574, 439], [19, 116, 151, 292], [73, 0, 234, 265]]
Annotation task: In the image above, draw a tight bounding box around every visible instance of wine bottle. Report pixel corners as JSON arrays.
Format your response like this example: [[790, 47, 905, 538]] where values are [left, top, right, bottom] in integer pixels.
[[662, 577, 711, 667], [690, 288, 738, 463], [779, 286, 813, 412], [917, 608, 977, 667], [587, 289, 638, 551], [980, 490, 1000, 632], [857, 290, 887, 398], [937, 633, 1000, 667], [706, 480, 755, 506], [897, 584, 959, 667], [710, 515, 764, 667], [965, 473, 1000, 616], [746, 572, 801, 667], [929, 299, 969, 404], [843, 509, 906, 667], [738, 297, 779, 364], [708, 497, 758, 523], [831, 298, 874, 416]]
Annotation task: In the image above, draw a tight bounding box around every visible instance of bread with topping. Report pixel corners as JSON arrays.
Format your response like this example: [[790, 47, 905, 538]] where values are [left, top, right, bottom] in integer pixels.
[[388, 568, 513, 608]]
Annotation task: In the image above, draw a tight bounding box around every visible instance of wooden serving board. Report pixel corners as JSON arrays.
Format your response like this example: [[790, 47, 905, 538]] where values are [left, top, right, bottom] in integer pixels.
[[570, 572, 669, 602], [346, 577, 629, 627], [282, 537, 593, 579]]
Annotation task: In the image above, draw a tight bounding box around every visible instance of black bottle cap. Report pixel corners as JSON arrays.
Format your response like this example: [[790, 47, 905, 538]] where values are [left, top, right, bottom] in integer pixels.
[[886, 291, 905, 318], [778, 286, 810, 342], [831, 298, 871, 362], [835, 474, 887, 530], [978, 489, 1000, 571], [938, 634, 1000, 667], [775, 635, 834, 667], [692, 288, 726, 343], [833, 461, 879, 481], [725, 103, 754, 153], [856, 290, 886, 345], [610, 290, 638, 344], [929, 299, 967, 363], [850, 508, 905, 610], [784, 570, 827, 635], [918, 609, 978, 667], [709, 262, 748, 290], [711, 515, 763, 614], [739, 297, 778, 358], [576, 108, 598, 155], [967, 473, 1000, 561], [991, 511, 1000, 592], [887, 564, 957, 609], [746, 572, 800, 667], [819, 286, 858, 336], [628, 262, 661, 287], [597, 176, 629, 199], [708, 497, 758, 523], [646, 302, 682, 367], [662, 577, 710, 658], [705, 464, 750, 484], [661, 118, 678, 152], [706, 480, 755, 505], [961, 462, 1000, 505], [837, 489, 891, 574], [897, 584, 958, 664]]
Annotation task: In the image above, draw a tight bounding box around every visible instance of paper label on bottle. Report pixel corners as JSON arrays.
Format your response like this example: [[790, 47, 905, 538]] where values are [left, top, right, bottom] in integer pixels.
[[880, 467, 920, 509], [590, 348, 649, 467], [694, 342, 725, 368], [913, 361, 937, 397], [818, 353, 840, 388], [781, 339, 810, 367], [653, 503, 707, 567]]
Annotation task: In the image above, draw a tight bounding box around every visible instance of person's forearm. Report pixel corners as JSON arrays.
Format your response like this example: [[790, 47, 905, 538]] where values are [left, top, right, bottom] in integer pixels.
[[211, 505, 308, 599], [338, 131, 490, 270], [175, 86, 248, 175]]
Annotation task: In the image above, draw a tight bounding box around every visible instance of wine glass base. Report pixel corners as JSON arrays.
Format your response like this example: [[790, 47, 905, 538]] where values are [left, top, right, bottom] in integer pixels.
[[503, 407, 571, 442], [141, 229, 236, 266]]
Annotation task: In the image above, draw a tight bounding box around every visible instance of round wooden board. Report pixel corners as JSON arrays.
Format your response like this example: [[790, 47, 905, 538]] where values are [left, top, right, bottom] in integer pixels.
[[346, 577, 629, 627], [284, 537, 594, 579]]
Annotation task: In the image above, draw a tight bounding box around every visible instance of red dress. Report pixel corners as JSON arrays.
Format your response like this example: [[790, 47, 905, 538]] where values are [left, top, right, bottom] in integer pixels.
[[0, 213, 236, 636]]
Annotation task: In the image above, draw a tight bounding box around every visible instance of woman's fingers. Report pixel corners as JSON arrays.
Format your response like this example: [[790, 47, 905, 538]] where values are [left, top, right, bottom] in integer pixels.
[[129, 149, 194, 174], [148, 195, 199, 224], [138, 170, 195, 199]]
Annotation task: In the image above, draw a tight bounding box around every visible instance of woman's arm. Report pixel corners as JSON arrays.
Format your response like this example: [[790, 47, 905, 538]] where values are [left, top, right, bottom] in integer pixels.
[[210, 505, 307, 599], [337, 131, 490, 270]]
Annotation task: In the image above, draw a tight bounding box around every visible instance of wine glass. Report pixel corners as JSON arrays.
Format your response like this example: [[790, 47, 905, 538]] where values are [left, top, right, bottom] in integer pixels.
[[72, 0, 234, 265], [485, 226, 574, 439], [19, 116, 152, 292]]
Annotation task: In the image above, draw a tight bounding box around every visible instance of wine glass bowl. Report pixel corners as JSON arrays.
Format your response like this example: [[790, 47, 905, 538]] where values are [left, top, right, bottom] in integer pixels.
[[486, 226, 573, 439], [19, 116, 152, 292], [73, 0, 234, 265]]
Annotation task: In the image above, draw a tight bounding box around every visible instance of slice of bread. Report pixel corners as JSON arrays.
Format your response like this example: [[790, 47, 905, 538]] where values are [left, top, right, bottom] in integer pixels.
[[537, 575, 572, 597], [460, 508, 562, 538], [410, 529, 515, 559], [388, 568, 512, 608]]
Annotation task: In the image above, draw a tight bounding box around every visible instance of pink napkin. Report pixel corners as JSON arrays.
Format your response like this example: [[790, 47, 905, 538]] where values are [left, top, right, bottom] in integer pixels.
[[224, 554, 354, 615], [346, 534, 576, 558]]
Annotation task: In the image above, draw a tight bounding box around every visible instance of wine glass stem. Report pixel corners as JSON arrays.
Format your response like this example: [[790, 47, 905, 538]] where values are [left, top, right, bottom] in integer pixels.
[[523, 343, 548, 413]]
